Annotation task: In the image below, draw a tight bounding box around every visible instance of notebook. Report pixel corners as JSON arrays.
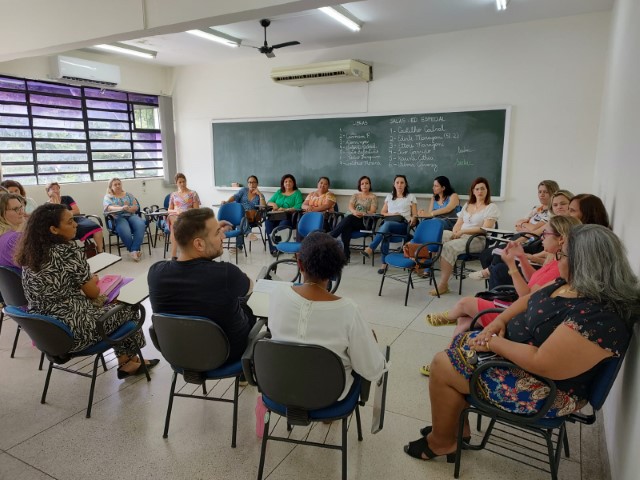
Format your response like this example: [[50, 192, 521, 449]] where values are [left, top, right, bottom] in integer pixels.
[[97, 274, 123, 296]]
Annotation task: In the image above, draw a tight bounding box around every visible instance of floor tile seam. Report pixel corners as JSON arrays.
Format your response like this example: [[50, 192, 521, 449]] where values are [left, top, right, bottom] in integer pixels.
[[4, 447, 62, 478]]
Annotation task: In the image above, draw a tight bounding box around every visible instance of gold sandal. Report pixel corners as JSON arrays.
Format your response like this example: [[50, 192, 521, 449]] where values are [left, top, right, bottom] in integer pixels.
[[425, 311, 455, 327]]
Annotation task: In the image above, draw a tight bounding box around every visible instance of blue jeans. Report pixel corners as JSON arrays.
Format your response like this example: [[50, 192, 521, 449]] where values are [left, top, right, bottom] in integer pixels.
[[368, 220, 407, 264], [114, 214, 146, 252]]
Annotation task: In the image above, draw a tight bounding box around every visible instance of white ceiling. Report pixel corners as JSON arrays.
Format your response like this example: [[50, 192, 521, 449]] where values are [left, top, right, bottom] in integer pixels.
[[103, 0, 613, 66]]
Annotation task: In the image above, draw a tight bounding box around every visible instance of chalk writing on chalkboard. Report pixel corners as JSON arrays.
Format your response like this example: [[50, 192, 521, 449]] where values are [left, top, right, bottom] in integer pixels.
[[213, 107, 510, 197]]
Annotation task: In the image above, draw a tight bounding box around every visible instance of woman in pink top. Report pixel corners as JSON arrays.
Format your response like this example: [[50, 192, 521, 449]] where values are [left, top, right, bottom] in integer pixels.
[[419, 215, 581, 376], [167, 173, 201, 259]]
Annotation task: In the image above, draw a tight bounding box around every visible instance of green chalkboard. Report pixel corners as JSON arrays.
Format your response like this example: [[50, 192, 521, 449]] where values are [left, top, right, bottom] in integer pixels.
[[213, 108, 509, 197]]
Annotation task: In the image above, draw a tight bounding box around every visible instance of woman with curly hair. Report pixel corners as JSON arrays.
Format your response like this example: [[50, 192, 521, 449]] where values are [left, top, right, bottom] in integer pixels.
[[268, 231, 387, 398], [15, 204, 159, 379]]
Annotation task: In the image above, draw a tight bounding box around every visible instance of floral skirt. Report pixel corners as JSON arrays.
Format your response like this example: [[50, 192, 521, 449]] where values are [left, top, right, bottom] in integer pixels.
[[446, 331, 586, 418]]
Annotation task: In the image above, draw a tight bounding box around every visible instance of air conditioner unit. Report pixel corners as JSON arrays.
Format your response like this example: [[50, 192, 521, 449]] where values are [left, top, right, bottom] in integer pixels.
[[271, 59, 372, 87], [51, 55, 121, 86]]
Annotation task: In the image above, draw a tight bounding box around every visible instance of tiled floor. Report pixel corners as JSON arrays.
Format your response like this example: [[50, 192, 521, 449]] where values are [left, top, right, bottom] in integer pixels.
[[0, 238, 600, 480]]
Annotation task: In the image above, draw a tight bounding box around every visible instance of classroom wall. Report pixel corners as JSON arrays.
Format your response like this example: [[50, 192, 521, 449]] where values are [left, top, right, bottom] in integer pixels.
[[594, 0, 640, 478], [172, 12, 610, 227]]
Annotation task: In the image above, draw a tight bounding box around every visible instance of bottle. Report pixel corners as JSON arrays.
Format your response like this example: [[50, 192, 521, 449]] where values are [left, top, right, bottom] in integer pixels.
[[255, 396, 268, 437]]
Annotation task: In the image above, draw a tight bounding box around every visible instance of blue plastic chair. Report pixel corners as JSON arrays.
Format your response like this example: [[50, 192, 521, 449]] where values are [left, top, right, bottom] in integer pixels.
[[272, 211, 324, 260], [378, 219, 444, 305], [150, 313, 245, 447], [218, 202, 247, 263], [242, 339, 371, 480], [3, 304, 149, 418]]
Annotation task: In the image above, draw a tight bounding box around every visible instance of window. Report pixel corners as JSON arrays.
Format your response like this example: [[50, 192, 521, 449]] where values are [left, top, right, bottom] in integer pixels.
[[0, 75, 164, 185]]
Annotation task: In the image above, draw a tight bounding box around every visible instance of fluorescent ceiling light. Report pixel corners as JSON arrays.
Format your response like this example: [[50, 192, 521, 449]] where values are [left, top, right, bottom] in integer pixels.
[[496, 0, 509, 11], [319, 6, 362, 32], [94, 42, 157, 59], [186, 29, 241, 47]]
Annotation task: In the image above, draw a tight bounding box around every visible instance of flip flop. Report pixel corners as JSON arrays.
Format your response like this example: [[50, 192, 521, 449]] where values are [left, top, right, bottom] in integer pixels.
[[419, 425, 470, 444], [403, 436, 455, 463], [425, 311, 455, 326], [419, 364, 431, 376]]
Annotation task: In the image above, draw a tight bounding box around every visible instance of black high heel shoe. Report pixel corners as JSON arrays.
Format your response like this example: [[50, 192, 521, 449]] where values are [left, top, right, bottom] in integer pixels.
[[403, 437, 455, 462], [117, 359, 160, 379]]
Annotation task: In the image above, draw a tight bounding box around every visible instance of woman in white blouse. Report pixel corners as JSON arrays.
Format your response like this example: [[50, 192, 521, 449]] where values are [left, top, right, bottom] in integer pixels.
[[432, 177, 500, 295], [269, 232, 387, 399], [362, 175, 418, 274]]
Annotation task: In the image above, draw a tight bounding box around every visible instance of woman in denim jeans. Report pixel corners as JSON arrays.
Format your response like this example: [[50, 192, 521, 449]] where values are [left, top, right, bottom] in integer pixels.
[[103, 178, 147, 261]]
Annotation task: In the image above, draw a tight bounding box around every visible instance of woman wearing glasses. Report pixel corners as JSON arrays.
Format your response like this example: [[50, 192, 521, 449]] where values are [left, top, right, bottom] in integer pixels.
[[405, 224, 638, 462], [1, 179, 38, 215], [0, 193, 27, 269], [421, 215, 581, 376], [223, 174, 266, 241]]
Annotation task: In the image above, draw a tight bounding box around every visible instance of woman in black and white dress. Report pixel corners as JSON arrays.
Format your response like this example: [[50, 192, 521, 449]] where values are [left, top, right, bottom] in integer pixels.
[[16, 204, 158, 379]]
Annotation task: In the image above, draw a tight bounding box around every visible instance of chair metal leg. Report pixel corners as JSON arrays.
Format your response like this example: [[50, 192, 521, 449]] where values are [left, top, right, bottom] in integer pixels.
[[10, 324, 21, 358], [341, 417, 348, 480], [163, 371, 178, 438], [257, 412, 271, 480], [458, 260, 465, 295], [41, 361, 54, 404], [38, 352, 45, 370], [355, 405, 363, 441], [378, 271, 386, 297], [100, 354, 108, 372], [404, 271, 412, 306], [562, 425, 570, 457], [231, 376, 240, 448], [202, 382, 207, 395], [137, 347, 151, 381], [0, 311, 3, 337], [86, 354, 102, 418], [544, 429, 559, 480]]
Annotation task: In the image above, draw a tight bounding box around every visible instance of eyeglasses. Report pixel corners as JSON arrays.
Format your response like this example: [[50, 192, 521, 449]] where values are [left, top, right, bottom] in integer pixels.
[[7, 206, 25, 214], [555, 251, 569, 261], [540, 231, 560, 239]]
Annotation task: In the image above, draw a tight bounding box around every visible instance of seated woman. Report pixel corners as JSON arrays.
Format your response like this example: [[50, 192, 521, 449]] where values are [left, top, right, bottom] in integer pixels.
[[265, 174, 304, 255], [404, 224, 639, 462], [471, 180, 559, 281], [362, 175, 417, 274], [431, 177, 500, 295], [302, 176, 336, 213], [420, 215, 581, 376], [167, 173, 201, 259], [481, 189, 576, 289], [513, 180, 558, 236], [329, 175, 378, 262], [418, 176, 460, 229], [103, 178, 147, 261], [1, 179, 38, 215], [269, 232, 387, 398], [16, 204, 159, 378], [569, 193, 611, 227], [46, 182, 104, 254], [0, 193, 27, 269], [223, 174, 266, 241]]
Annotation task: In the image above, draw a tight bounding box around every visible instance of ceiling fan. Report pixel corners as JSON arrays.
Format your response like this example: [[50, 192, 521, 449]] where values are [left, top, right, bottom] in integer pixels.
[[256, 19, 300, 58]]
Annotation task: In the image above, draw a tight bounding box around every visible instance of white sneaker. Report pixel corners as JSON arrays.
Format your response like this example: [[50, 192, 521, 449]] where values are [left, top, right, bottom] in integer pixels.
[[469, 270, 487, 280], [130, 251, 141, 262]]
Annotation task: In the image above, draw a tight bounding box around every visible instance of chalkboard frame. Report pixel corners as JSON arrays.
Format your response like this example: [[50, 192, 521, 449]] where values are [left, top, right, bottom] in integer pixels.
[[212, 105, 511, 200]]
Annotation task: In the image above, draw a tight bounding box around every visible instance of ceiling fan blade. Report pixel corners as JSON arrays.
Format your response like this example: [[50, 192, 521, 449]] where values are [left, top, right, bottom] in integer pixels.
[[265, 51, 276, 59], [271, 41, 301, 50]]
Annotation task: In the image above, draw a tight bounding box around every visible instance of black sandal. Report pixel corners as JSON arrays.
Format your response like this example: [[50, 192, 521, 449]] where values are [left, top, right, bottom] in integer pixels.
[[419, 425, 470, 444], [117, 358, 160, 379], [403, 436, 455, 463]]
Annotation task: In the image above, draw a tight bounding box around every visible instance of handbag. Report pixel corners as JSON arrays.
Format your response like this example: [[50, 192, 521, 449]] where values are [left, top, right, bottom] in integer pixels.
[[403, 243, 431, 260], [475, 289, 519, 304], [245, 209, 259, 224]]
